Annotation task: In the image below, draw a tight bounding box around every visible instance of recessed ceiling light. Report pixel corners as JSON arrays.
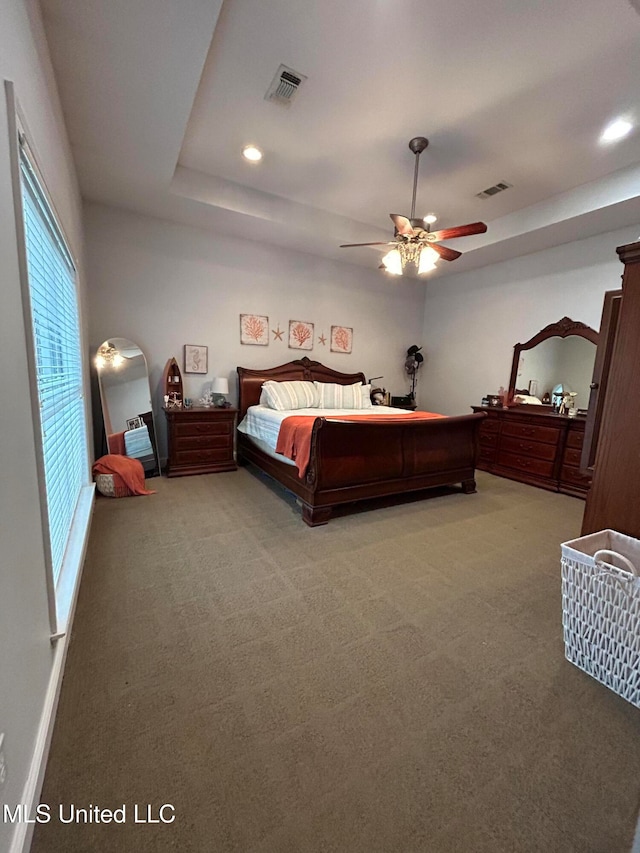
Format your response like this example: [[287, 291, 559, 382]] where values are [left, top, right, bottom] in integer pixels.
[[600, 118, 633, 143], [423, 213, 437, 225], [242, 144, 263, 162]]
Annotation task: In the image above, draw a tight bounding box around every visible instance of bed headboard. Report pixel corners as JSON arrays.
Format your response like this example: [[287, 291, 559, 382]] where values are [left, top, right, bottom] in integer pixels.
[[237, 357, 367, 419]]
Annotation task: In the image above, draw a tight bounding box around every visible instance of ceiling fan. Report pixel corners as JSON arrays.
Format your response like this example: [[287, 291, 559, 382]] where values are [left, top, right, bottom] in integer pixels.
[[340, 137, 487, 275]]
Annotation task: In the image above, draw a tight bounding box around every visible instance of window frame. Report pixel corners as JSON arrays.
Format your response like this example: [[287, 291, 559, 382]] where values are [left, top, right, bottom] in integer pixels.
[[6, 81, 94, 638]]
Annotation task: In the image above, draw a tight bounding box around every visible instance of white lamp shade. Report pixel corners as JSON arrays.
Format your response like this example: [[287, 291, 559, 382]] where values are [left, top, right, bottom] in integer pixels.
[[381, 249, 403, 275], [417, 246, 438, 274], [212, 377, 229, 395]]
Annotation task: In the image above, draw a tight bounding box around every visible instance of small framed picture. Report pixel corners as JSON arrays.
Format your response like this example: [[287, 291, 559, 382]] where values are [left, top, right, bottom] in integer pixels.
[[184, 344, 208, 374], [240, 314, 269, 346], [126, 416, 145, 430], [330, 325, 353, 354], [289, 320, 314, 350]]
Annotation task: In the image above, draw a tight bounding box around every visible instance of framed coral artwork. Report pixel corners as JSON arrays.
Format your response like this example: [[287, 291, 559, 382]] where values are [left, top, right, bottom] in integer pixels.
[[240, 314, 269, 346], [330, 325, 353, 354], [289, 320, 314, 350]]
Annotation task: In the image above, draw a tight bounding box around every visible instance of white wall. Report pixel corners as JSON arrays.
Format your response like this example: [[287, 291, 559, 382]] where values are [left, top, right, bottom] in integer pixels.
[[0, 2, 86, 851], [85, 203, 426, 458], [421, 226, 639, 415]]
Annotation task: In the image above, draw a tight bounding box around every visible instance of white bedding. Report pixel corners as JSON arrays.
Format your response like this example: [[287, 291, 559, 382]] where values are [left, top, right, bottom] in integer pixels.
[[237, 404, 411, 455]]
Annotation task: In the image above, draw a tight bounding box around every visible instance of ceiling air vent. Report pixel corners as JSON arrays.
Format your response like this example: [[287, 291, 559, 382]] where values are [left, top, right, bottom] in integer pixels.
[[265, 64, 307, 106], [476, 181, 512, 200]]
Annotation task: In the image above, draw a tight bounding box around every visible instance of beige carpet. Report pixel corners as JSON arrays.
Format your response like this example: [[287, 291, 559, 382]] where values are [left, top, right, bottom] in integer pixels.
[[32, 469, 640, 852]]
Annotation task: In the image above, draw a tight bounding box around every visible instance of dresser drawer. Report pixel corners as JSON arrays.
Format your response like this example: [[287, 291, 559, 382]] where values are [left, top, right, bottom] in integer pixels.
[[480, 416, 500, 433], [565, 428, 585, 449], [500, 452, 555, 479], [479, 430, 499, 448], [174, 434, 232, 451], [501, 421, 561, 445], [175, 448, 233, 466], [560, 464, 591, 488], [175, 420, 232, 438], [501, 435, 557, 461], [562, 447, 583, 467], [478, 446, 497, 465]]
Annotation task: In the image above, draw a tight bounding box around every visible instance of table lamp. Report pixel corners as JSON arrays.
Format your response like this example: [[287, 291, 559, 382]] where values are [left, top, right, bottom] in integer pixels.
[[212, 377, 229, 407]]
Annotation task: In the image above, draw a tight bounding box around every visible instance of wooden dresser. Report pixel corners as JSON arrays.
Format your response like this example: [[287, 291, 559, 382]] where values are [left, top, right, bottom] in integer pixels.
[[164, 407, 237, 477], [471, 406, 591, 498]]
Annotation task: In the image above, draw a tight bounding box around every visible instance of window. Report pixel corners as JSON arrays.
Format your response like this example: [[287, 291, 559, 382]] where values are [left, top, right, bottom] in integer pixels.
[[19, 134, 91, 613]]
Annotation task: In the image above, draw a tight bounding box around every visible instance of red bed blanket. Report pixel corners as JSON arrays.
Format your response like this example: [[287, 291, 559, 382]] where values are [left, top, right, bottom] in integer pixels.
[[275, 411, 445, 477], [92, 454, 156, 496]]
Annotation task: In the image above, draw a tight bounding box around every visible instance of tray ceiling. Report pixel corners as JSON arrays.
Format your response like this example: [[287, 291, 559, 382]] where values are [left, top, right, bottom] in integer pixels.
[[40, 0, 640, 277]]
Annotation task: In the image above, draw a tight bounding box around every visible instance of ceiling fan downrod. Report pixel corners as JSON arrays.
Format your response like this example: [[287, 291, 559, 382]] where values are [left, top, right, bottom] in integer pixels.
[[408, 137, 428, 223]]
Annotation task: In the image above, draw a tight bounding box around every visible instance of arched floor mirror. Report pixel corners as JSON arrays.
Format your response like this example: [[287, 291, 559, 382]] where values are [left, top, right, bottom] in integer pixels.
[[95, 338, 160, 476]]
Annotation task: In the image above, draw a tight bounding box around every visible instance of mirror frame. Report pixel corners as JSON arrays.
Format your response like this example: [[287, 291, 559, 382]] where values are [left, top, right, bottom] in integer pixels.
[[508, 316, 599, 403], [96, 337, 161, 477]]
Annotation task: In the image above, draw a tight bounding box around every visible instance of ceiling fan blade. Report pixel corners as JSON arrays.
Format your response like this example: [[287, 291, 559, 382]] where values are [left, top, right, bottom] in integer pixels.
[[429, 243, 462, 262], [340, 241, 395, 248], [429, 222, 487, 241], [390, 214, 414, 237]]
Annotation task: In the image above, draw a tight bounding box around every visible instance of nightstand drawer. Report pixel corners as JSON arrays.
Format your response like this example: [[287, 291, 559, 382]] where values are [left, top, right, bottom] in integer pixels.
[[175, 420, 232, 438], [174, 434, 232, 451], [176, 448, 233, 466], [501, 435, 557, 461]]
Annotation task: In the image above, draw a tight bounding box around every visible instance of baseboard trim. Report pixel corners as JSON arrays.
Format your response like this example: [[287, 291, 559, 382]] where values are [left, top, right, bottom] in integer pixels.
[[9, 636, 68, 853], [9, 495, 94, 853]]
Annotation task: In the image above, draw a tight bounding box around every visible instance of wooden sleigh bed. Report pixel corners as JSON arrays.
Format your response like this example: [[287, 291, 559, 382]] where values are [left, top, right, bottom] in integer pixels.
[[236, 357, 486, 526]]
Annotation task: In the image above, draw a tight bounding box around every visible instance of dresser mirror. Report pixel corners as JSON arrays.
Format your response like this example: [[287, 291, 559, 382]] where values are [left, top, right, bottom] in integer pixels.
[[508, 317, 599, 412], [96, 337, 160, 476]]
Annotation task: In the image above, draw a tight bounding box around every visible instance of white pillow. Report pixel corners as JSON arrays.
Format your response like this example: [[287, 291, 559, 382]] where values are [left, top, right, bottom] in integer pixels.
[[315, 381, 371, 409], [261, 380, 319, 411]]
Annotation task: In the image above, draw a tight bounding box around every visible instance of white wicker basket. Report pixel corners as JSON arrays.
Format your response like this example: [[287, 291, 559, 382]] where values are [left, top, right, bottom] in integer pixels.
[[561, 529, 640, 708]]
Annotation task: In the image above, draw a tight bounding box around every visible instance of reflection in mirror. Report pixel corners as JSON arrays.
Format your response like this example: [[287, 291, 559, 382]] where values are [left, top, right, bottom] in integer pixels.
[[508, 318, 599, 414], [96, 338, 160, 476], [515, 336, 597, 410]]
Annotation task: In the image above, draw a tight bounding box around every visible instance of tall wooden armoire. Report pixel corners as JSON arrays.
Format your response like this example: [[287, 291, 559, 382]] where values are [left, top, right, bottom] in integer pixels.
[[582, 240, 640, 536]]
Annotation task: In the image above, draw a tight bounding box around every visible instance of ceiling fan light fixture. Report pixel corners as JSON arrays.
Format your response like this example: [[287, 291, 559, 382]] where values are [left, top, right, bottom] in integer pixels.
[[242, 144, 263, 162], [600, 118, 633, 143], [96, 342, 123, 370], [340, 136, 487, 275], [381, 249, 403, 275], [418, 246, 438, 274]]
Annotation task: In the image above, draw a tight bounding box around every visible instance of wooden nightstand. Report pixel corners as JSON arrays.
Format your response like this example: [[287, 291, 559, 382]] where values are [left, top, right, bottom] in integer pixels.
[[164, 407, 237, 477]]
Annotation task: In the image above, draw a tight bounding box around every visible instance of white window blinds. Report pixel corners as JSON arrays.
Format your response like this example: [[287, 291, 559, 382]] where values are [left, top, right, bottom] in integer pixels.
[[20, 144, 88, 586]]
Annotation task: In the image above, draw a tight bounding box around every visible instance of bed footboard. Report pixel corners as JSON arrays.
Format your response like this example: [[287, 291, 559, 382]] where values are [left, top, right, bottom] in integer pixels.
[[238, 412, 485, 526]]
